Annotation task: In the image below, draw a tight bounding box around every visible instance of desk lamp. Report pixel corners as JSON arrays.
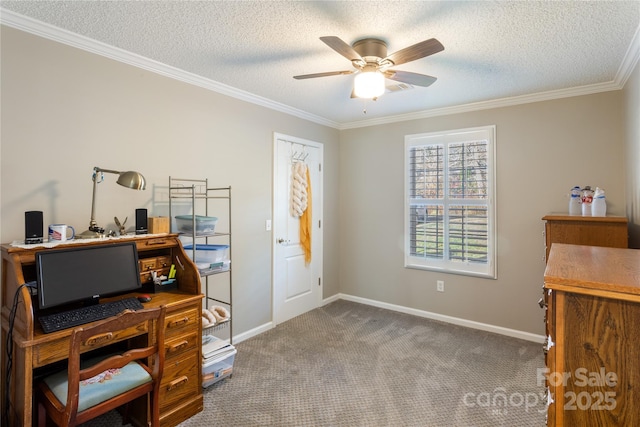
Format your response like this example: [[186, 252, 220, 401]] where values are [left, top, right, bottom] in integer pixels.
[[77, 167, 146, 239]]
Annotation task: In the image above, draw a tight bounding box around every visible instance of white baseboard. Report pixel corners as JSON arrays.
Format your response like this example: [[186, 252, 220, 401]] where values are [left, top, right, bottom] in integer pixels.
[[322, 293, 342, 306], [326, 293, 546, 344], [232, 321, 274, 344], [234, 294, 545, 344]]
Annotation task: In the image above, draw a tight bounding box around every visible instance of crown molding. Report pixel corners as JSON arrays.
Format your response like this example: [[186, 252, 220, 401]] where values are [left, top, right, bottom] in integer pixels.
[[3, 8, 638, 132], [614, 21, 640, 87], [338, 80, 623, 129], [0, 9, 340, 129]]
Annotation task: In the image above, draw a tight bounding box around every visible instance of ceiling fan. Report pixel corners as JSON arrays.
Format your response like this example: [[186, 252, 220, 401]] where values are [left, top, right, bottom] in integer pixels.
[[294, 36, 444, 99]]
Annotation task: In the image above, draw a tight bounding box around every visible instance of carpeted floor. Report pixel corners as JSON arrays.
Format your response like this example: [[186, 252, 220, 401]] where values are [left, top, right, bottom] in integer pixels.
[[86, 299, 546, 426]]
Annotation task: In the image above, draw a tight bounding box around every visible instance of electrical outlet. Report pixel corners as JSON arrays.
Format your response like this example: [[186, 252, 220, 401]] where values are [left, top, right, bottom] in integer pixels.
[[437, 280, 445, 292]]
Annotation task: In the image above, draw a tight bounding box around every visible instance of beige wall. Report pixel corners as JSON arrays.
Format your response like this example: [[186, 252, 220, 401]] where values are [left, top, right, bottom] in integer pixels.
[[1, 25, 636, 339], [624, 59, 640, 248], [0, 27, 341, 335], [339, 92, 626, 335]]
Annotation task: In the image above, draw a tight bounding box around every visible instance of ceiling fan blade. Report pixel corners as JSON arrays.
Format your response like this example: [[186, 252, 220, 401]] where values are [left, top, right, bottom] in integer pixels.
[[384, 38, 444, 66], [385, 70, 437, 87], [294, 70, 354, 80], [320, 36, 364, 62]]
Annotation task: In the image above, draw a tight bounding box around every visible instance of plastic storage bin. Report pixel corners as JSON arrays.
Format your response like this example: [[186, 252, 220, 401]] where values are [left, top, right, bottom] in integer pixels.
[[175, 215, 218, 234], [183, 244, 229, 263], [202, 348, 236, 388]]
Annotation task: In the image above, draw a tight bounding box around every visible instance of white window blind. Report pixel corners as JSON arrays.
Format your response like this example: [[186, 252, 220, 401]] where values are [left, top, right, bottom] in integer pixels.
[[405, 126, 496, 278]]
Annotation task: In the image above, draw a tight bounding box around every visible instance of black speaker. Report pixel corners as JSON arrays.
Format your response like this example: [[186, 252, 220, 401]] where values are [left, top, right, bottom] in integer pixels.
[[25, 211, 44, 244], [135, 208, 148, 235]]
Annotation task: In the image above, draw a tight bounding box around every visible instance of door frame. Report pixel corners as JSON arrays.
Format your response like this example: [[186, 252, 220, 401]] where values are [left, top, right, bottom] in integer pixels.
[[272, 132, 324, 326]]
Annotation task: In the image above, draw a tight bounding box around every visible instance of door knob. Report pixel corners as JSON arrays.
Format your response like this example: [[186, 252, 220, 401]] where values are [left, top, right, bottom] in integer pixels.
[[277, 238, 285, 244]]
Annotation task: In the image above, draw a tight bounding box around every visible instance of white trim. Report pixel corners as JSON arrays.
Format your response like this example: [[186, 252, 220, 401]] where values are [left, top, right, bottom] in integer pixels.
[[236, 293, 545, 345], [615, 22, 640, 86], [340, 81, 623, 129], [326, 293, 545, 344], [0, 9, 339, 129], [321, 293, 342, 306], [3, 8, 638, 131], [232, 321, 274, 344]]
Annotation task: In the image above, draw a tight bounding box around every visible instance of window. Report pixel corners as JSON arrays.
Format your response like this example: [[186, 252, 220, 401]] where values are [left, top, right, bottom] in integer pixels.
[[404, 126, 496, 278]]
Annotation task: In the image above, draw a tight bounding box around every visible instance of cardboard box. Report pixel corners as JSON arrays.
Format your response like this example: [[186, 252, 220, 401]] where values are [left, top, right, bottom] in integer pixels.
[[148, 216, 169, 234]]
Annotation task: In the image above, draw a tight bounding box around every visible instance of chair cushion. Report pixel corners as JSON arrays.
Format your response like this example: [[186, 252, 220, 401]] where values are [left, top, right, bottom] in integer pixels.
[[43, 355, 152, 413]]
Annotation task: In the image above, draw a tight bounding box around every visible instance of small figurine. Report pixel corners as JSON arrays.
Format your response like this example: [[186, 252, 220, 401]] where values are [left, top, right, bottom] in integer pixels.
[[114, 216, 128, 236]]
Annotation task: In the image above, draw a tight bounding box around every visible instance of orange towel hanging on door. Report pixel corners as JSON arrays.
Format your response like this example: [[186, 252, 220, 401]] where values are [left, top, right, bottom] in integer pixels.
[[300, 165, 312, 265]]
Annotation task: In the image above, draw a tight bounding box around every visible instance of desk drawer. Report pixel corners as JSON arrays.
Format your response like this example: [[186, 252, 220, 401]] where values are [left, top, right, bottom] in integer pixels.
[[165, 330, 198, 359], [164, 307, 199, 338], [139, 258, 157, 272], [32, 322, 147, 368], [160, 350, 199, 412], [139, 255, 173, 284], [156, 255, 172, 268]]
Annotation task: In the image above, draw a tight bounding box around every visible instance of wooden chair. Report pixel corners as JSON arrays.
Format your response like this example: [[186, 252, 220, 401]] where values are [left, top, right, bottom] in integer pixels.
[[36, 306, 166, 427]]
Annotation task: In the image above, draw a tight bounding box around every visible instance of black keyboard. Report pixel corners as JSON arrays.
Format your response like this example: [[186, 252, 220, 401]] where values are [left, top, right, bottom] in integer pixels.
[[39, 297, 145, 334]]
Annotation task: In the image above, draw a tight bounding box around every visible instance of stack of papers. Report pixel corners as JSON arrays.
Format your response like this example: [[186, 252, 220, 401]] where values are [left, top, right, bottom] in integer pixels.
[[202, 335, 235, 361]]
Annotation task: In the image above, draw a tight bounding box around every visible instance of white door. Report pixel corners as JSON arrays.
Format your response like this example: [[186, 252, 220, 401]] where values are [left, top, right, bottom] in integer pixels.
[[273, 133, 323, 325]]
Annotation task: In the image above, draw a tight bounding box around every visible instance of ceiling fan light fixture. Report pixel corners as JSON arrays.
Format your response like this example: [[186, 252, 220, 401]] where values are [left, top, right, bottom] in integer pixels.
[[354, 71, 385, 99], [294, 36, 444, 99]]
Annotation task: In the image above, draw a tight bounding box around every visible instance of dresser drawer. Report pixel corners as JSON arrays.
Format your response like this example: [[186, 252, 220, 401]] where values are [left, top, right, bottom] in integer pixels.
[[159, 350, 199, 412]]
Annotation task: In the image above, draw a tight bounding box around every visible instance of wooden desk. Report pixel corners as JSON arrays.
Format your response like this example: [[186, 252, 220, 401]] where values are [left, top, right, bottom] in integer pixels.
[[1, 235, 204, 426]]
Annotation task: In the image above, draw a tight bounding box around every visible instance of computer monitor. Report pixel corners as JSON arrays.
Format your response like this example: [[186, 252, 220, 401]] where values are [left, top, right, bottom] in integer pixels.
[[36, 242, 142, 310]]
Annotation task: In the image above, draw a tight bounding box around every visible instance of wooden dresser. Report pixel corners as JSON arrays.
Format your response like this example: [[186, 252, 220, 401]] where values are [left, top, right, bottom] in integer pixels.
[[0, 234, 204, 426], [542, 214, 628, 261], [542, 244, 640, 426]]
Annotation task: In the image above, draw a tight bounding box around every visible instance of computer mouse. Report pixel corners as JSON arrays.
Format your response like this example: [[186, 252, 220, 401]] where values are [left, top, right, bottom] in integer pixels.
[[137, 294, 152, 303]]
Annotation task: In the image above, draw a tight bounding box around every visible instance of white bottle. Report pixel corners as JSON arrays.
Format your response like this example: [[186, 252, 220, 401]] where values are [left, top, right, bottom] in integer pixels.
[[569, 186, 581, 216], [591, 187, 606, 216], [592, 197, 606, 216], [581, 186, 594, 216]]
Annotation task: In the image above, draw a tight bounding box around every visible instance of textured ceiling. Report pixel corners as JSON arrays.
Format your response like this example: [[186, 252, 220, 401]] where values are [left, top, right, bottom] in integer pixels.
[[2, 1, 639, 128]]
